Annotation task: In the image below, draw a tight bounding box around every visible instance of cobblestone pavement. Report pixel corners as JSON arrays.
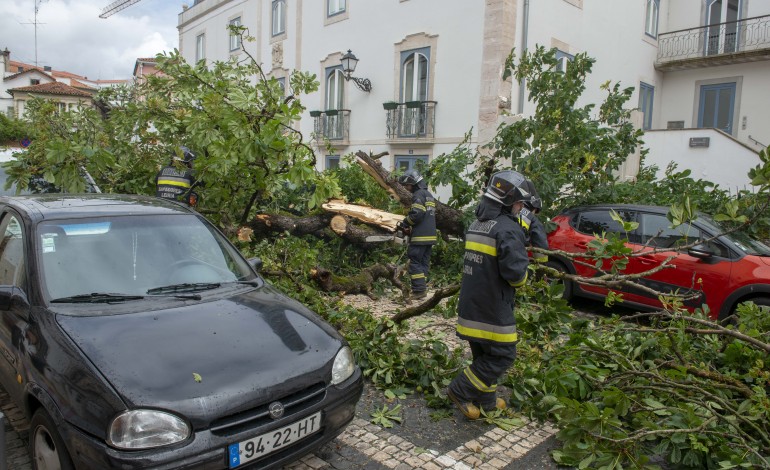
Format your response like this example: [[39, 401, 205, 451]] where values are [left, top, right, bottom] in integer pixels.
[[1, 381, 566, 470]]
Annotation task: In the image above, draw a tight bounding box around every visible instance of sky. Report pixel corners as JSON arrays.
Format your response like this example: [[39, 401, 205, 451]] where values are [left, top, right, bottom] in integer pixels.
[[1, 0, 180, 80]]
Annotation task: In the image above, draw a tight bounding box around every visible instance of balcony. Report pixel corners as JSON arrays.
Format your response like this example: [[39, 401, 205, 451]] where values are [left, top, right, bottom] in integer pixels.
[[656, 14, 770, 71], [311, 109, 350, 143], [384, 101, 437, 141]]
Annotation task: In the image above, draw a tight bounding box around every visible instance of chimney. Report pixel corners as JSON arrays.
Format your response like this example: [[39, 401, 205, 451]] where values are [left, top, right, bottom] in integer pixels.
[[0, 48, 9, 74], [44, 65, 52, 72]]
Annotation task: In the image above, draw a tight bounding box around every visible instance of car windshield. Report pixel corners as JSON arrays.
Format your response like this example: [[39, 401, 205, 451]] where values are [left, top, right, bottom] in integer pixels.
[[696, 212, 770, 256], [38, 214, 257, 301]]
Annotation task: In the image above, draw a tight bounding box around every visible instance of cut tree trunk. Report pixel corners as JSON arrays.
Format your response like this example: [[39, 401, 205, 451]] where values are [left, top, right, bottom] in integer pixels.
[[311, 264, 404, 298]]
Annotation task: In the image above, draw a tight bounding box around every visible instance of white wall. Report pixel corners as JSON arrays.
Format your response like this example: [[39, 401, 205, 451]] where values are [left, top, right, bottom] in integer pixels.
[[642, 128, 759, 193]]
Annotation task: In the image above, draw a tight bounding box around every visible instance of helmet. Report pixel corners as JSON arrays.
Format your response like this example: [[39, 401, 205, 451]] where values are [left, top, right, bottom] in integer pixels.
[[483, 170, 529, 206], [523, 179, 542, 212], [398, 169, 422, 186], [173, 146, 196, 164]]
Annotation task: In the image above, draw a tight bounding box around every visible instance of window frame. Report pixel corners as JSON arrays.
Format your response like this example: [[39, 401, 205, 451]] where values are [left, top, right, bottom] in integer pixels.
[[697, 82, 736, 135], [327, 0, 346, 17], [555, 50, 574, 73], [639, 82, 654, 131], [399, 47, 430, 103], [0, 212, 28, 292], [229, 17, 242, 52], [644, 0, 660, 39], [325, 66, 345, 111], [272, 0, 286, 37], [326, 155, 340, 170], [195, 33, 206, 62]]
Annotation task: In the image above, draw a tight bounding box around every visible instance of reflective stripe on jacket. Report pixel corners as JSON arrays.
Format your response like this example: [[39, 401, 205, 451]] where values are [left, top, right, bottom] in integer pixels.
[[517, 208, 549, 263], [457, 200, 529, 345], [404, 185, 437, 245], [156, 166, 193, 202]]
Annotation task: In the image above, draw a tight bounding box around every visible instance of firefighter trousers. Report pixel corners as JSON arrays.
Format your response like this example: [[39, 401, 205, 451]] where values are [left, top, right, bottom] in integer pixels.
[[448, 340, 517, 409], [407, 244, 432, 293]]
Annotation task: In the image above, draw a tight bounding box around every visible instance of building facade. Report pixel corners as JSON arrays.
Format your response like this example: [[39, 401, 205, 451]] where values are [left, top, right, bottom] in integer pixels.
[[176, 0, 769, 192]]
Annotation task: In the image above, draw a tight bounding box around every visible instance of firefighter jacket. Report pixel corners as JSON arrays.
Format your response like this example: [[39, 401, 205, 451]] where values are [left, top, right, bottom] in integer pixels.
[[516, 208, 549, 263], [156, 165, 194, 204], [403, 181, 437, 245], [457, 198, 529, 345]]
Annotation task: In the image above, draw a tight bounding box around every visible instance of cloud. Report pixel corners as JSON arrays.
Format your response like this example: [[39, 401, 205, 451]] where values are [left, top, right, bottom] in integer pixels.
[[0, 0, 179, 80]]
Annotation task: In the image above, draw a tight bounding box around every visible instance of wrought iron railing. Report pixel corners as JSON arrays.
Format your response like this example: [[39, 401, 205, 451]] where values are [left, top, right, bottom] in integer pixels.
[[385, 101, 437, 139], [311, 109, 350, 141], [657, 14, 770, 64]]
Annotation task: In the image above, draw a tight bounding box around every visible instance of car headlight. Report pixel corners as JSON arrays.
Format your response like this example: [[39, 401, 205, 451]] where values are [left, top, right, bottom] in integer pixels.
[[108, 409, 190, 450], [331, 346, 355, 385]]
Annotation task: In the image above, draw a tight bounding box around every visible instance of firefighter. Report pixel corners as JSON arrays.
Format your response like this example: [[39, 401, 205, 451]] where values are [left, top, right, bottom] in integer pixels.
[[155, 146, 199, 206], [396, 169, 437, 300], [447, 170, 530, 419], [517, 178, 549, 263]]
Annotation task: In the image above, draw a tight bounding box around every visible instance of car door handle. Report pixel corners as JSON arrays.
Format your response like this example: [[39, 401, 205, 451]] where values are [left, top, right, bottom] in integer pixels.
[[638, 255, 656, 265], [575, 242, 588, 249]]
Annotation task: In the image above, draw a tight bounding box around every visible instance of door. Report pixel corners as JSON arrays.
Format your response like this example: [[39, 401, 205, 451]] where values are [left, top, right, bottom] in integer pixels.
[[706, 0, 741, 55], [400, 50, 429, 136], [636, 211, 733, 314], [698, 83, 736, 134]]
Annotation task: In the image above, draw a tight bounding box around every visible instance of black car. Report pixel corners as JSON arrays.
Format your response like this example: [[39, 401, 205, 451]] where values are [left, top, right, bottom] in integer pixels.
[[0, 194, 363, 469]]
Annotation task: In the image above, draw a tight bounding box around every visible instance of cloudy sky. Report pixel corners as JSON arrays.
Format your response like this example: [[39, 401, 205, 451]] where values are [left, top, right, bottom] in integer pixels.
[[1, 0, 180, 80]]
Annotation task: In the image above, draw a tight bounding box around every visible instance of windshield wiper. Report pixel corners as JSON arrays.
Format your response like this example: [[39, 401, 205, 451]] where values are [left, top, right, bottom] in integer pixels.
[[51, 293, 145, 304], [147, 283, 221, 295]]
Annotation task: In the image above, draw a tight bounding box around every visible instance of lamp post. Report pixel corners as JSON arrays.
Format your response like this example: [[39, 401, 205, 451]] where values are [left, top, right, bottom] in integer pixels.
[[340, 49, 372, 93]]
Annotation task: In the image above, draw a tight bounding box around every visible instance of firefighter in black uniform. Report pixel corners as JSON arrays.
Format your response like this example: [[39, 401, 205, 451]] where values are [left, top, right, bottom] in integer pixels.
[[155, 146, 199, 206], [516, 178, 548, 263], [447, 170, 530, 419], [396, 169, 437, 300]]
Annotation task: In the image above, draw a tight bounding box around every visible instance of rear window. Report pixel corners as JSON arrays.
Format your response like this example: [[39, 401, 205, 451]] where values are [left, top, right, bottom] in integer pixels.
[[574, 209, 635, 237]]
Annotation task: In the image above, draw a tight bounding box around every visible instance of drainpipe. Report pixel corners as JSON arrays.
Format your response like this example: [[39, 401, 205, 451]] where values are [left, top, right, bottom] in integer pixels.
[[517, 0, 530, 114]]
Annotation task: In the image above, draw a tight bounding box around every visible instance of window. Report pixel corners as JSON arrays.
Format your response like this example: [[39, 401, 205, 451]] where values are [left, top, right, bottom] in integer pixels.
[[555, 50, 574, 73], [229, 17, 242, 51], [644, 0, 659, 38], [326, 155, 340, 170], [575, 210, 636, 238], [0, 214, 26, 291], [277, 77, 286, 95], [5, 107, 12, 118], [196, 33, 206, 62], [698, 82, 736, 134], [639, 83, 654, 130], [30, 78, 40, 85], [395, 155, 428, 173], [707, 0, 741, 55], [400, 48, 429, 103], [325, 66, 344, 111], [327, 0, 346, 16], [272, 0, 286, 36], [639, 213, 701, 249]]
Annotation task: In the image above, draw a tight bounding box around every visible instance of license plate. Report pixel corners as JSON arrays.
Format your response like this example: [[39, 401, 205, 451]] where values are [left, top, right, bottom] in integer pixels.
[[227, 412, 322, 468]]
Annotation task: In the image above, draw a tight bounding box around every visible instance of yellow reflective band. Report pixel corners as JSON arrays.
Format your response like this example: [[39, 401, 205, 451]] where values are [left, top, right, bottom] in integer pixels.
[[508, 272, 528, 287], [406, 217, 414, 225], [158, 179, 191, 188], [425, 201, 436, 206], [463, 367, 496, 392], [411, 236, 437, 242], [412, 204, 426, 211], [518, 218, 531, 230], [456, 324, 518, 343], [410, 273, 425, 279], [466, 241, 497, 256]]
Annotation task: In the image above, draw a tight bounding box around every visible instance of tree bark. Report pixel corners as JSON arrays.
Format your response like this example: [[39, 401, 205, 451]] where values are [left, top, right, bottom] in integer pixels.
[[391, 284, 461, 323], [354, 150, 466, 237], [311, 264, 404, 297]]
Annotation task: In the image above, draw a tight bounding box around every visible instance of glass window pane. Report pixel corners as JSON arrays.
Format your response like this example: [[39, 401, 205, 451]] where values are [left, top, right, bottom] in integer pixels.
[[717, 89, 732, 130], [417, 55, 428, 101], [701, 89, 717, 127], [404, 57, 415, 101]]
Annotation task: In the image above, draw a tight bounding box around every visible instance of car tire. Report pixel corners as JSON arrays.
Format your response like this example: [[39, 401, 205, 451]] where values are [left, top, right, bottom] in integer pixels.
[[544, 260, 573, 301], [722, 296, 770, 324], [30, 408, 74, 470]]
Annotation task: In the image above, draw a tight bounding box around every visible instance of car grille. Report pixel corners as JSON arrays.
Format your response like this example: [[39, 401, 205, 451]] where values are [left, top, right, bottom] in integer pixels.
[[209, 382, 326, 435]]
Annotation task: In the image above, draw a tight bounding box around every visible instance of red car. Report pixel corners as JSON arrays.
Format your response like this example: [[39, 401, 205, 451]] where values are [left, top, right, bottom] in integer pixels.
[[545, 204, 770, 320]]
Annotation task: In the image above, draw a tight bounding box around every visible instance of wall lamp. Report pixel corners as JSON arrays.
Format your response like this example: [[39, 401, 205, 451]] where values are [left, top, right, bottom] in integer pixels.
[[340, 49, 372, 93]]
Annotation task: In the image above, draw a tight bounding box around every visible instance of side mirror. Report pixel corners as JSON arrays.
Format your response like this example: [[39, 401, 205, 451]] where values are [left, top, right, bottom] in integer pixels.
[[688, 243, 714, 260], [248, 257, 263, 273]]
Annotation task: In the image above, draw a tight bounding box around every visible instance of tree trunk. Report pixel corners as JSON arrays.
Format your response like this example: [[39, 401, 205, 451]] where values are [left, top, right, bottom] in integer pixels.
[[311, 264, 404, 297]]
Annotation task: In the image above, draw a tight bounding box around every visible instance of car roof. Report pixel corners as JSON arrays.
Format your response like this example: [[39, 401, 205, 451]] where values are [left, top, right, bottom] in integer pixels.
[[0, 194, 193, 222]]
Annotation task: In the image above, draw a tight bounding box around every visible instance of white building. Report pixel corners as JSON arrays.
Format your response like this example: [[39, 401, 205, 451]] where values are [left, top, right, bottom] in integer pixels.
[[176, 0, 769, 193]]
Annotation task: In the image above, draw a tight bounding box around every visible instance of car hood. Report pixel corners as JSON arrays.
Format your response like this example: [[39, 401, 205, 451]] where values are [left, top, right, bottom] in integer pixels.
[[55, 285, 342, 427]]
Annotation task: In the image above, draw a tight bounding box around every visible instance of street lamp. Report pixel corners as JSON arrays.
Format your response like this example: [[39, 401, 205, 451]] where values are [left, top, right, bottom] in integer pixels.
[[340, 49, 372, 93]]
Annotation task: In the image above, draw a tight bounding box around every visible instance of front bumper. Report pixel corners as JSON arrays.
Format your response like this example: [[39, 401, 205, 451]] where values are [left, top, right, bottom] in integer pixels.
[[58, 368, 363, 470]]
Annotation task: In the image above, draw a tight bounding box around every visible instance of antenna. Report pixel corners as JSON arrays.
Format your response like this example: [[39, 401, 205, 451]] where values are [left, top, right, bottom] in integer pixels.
[[99, 0, 145, 19], [20, 0, 47, 67]]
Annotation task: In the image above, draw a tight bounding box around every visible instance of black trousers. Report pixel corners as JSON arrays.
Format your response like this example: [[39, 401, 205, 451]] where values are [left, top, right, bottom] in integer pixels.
[[448, 340, 517, 409], [407, 244, 432, 293]]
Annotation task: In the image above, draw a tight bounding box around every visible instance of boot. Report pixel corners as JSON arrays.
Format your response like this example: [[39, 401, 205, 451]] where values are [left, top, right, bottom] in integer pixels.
[[447, 389, 480, 420], [410, 290, 427, 301]]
